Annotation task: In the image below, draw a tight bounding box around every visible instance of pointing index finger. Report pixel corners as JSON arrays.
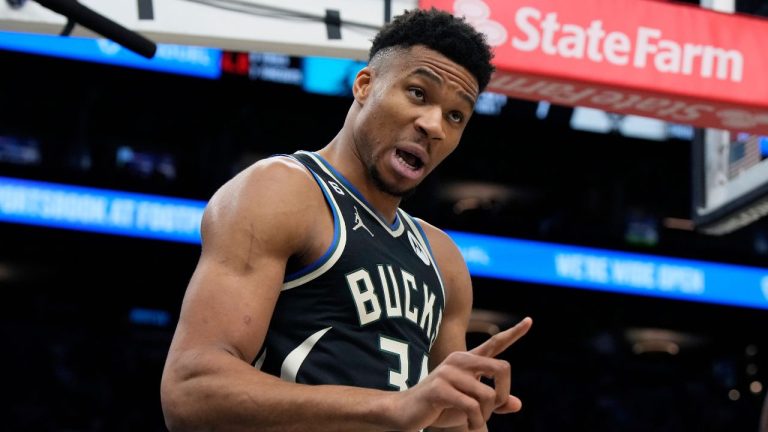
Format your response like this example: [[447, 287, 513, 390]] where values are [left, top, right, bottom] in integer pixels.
[[470, 317, 532, 358]]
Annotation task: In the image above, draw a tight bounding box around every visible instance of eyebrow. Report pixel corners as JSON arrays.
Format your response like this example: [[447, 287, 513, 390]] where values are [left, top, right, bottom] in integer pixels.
[[409, 67, 477, 108]]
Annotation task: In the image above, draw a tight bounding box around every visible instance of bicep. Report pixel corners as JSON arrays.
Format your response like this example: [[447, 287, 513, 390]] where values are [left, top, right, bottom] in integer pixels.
[[167, 159, 317, 366], [172, 248, 286, 364]]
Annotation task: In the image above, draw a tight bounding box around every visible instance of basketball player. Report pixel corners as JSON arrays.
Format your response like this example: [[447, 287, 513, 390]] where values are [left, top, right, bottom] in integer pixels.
[[161, 8, 532, 431]]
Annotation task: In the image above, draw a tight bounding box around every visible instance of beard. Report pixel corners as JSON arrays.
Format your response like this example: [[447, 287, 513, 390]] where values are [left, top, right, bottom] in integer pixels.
[[354, 128, 419, 199], [368, 162, 417, 199]]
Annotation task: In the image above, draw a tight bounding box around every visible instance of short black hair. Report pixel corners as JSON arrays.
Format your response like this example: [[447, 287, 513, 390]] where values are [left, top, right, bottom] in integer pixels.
[[369, 8, 495, 93]]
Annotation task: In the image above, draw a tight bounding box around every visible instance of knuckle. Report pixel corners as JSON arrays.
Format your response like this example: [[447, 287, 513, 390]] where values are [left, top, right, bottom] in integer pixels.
[[441, 364, 459, 377], [453, 351, 471, 360], [485, 357, 507, 373], [481, 385, 497, 402], [434, 363, 455, 377], [444, 351, 462, 363], [447, 351, 473, 367], [486, 334, 499, 348], [462, 397, 481, 412]]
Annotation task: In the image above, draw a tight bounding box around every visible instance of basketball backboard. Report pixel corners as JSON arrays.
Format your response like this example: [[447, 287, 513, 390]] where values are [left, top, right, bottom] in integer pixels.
[[692, 129, 768, 235]]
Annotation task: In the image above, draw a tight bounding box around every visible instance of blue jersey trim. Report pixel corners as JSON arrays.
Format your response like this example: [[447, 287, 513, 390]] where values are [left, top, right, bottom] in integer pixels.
[[311, 152, 401, 231], [284, 169, 341, 282]]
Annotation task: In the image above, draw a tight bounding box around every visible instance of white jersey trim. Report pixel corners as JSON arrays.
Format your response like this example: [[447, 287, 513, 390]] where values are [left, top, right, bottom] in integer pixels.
[[399, 210, 447, 349], [280, 327, 332, 383], [253, 349, 266, 370], [282, 163, 348, 291]]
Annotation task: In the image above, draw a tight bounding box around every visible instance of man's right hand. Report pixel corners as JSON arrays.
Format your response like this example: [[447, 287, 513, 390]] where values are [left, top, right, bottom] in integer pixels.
[[388, 317, 532, 431]]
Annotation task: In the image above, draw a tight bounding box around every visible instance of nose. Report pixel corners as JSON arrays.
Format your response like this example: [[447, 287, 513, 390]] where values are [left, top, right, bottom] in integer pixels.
[[414, 105, 446, 141]]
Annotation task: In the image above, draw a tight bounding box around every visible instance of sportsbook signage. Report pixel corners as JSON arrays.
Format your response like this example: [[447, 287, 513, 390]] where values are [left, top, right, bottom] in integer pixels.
[[1, 174, 767, 310], [421, 0, 768, 133]]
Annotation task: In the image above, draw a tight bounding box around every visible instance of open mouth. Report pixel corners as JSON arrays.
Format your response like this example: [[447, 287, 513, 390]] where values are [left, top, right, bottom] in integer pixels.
[[395, 148, 424, 171]]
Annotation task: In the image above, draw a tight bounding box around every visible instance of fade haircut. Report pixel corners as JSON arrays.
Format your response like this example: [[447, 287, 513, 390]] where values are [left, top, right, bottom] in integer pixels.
[[368, 8, 495, 93]]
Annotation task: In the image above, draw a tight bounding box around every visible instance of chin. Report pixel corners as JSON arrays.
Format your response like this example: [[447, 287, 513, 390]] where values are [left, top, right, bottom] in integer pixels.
[[370, 166, 418, 198]]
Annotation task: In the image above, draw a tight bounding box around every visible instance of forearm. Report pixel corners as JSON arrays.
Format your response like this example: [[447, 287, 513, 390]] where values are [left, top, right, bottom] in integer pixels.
[[162, 349, 397, 432]]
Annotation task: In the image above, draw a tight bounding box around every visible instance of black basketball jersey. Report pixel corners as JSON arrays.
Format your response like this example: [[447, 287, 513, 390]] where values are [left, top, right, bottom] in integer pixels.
[[255, 151, 446, 392]]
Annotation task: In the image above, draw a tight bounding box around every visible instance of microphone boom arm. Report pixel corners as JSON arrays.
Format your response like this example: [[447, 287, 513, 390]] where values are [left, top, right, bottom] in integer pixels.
[[33, 0, 157, 58]]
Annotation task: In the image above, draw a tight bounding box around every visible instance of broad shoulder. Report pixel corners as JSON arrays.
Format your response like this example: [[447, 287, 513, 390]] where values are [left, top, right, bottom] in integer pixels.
[[204, 155, 321, 222], [201, 155, 324, 255], [413, 218, 461, 263], [208, 155, 315, 212]]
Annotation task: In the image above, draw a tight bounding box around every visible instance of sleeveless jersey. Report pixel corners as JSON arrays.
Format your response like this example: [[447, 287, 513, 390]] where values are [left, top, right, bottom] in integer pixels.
[[255, 151, 446, 392]]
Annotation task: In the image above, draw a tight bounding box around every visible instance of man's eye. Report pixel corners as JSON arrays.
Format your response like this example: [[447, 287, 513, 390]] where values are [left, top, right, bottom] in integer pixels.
[[409, 87, 425, 100], [448, 111, 464, 123]]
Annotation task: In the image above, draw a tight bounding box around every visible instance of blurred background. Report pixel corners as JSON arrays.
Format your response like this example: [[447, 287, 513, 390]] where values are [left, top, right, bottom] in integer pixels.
[[2, 0, 768, 430]]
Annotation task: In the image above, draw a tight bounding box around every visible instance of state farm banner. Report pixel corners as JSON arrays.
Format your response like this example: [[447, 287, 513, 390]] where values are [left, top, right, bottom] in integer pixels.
[[421, 0, 768, 133]]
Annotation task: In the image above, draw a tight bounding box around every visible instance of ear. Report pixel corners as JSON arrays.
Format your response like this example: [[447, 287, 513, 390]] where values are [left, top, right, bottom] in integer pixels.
[[352, 66, 373, 103]]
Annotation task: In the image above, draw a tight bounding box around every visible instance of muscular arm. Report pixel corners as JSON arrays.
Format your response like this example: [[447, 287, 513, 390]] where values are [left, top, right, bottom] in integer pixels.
[[418, 221, 474, 369], [160, 158, 398, 432], [418, 221, 478, 432], [418, 221, 529, 432]]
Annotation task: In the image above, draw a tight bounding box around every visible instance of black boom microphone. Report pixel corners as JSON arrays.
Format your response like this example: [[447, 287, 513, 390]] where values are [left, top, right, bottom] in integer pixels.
[[34, 0, 157, 58]]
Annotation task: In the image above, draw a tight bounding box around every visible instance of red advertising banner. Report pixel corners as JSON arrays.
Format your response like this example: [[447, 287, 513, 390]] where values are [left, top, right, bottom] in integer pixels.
[[420, 0, 768, 133]]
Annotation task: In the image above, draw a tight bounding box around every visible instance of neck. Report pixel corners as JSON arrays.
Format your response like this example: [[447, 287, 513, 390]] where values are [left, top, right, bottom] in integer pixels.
[[317, 132, 401, 224]]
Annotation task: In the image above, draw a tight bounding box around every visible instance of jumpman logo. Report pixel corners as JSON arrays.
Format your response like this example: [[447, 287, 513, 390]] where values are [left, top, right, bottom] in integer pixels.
[[352, 206, 374, 237]]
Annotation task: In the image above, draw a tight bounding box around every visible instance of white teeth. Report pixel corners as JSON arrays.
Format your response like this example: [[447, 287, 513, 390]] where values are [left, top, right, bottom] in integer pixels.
[[396, 154, 416, 170], [395, 151, 420, 171]]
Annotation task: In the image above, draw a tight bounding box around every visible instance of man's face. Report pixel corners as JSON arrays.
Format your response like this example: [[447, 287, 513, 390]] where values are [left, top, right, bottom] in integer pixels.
[[351, 45, 479, 197]]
